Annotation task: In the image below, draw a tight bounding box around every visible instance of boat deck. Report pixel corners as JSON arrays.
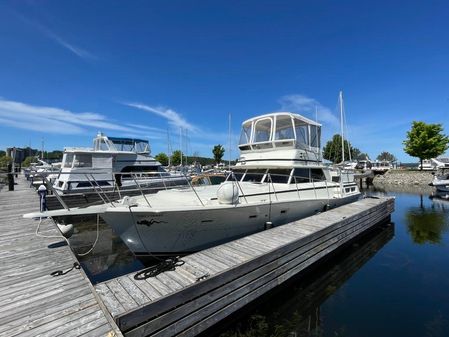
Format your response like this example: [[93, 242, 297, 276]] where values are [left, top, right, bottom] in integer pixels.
[[94, 196, 394, 337], [0, 176, 122, 337]]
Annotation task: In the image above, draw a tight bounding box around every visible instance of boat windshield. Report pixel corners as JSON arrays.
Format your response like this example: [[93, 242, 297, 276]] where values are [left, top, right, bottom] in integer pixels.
[[73, 154, 92, 168], [63, 153, 74, 168], [239, 122, 252, 146], [294, 118, 309, 145]]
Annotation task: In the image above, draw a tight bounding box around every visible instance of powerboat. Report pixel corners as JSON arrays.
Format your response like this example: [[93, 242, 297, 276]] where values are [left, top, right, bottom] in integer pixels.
[[430, 167, 449, 193], [52, 133, 186, 195], [25, 112, 361, 255]]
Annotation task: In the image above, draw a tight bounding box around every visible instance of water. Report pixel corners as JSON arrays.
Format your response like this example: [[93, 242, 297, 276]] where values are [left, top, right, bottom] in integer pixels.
[[70, 186, 449, 337]]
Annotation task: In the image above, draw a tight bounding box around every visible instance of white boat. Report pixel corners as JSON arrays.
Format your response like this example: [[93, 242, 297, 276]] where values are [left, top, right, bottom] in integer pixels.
[[430, 167, 449, 192], [371, 161, 391, 175], [25, 112, 361, 255], [52, 133, 186, 195]]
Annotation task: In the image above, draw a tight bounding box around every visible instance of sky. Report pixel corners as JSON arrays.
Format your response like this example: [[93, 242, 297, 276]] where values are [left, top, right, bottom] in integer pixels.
[[0, 0, 448, 163]]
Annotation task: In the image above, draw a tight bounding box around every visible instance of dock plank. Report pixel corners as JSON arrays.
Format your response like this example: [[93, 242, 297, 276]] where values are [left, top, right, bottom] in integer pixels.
[[0, 176, 122, 337]]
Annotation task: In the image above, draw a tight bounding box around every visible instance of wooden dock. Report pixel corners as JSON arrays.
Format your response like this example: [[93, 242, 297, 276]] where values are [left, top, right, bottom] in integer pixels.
[[94, 196, 394, 337], [0, 176, 122, 337], [0, 175, 394, 337]]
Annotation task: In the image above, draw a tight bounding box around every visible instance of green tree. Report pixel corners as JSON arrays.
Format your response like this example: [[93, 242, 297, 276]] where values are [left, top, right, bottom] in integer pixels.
[[0, 155, 12, 169], [212, 144, 225, 164], [155, 152, 169, 166], [0, 150, 5, 157], [22, 156, 35, 167], [376, 151, 396, 162], [403, 121, 449, 170], [322, 134, 356, 163], [171, 150, 183, 166]]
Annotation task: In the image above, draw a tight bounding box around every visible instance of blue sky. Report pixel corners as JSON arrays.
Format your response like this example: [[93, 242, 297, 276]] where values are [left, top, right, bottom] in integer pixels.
[[0, 1, 448, 162]]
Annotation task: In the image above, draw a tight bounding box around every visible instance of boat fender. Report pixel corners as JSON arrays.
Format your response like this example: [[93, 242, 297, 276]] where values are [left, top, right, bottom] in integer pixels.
[[217, 182, 239, 205]]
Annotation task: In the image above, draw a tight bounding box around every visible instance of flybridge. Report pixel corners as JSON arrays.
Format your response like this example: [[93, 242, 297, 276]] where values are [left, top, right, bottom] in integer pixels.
[[238, 112, 321, 152], [92, 133, 150, 154]]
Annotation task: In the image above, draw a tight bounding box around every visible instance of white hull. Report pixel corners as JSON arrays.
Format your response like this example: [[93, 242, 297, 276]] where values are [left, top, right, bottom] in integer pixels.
[[101, 191, 359, 255]]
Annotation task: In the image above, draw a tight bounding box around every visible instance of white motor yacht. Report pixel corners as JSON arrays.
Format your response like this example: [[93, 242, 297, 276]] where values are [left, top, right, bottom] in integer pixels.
[[430, 167, 449, 193], [52, 133, 186, 195], [25, 112, 361, 255]]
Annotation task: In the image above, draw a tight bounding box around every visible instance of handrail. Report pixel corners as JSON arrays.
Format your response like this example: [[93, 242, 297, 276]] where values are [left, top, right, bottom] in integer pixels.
[[84, 174, 109, 206], [131, 174, 151, 207], [89, 174, 115, 207], [184, 173, 205, 207], [231, 172, 249, 204], [266, 173, 279, 201]]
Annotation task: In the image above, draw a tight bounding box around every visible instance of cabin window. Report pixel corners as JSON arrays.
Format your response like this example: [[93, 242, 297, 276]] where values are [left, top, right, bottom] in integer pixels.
[[254, 118, 272, 143], [311, 168, 325, 181], [239, 122, 252, 145], [294, 119, 309, 145], [274, 116, 294, 140], [73, 154, 92, 168], [310, 126, 320, 148], [63, 153, 74, 168], [242, 169, 267, 182], [266, 169, 292, 184], [232, 169, 246, 181], [292, 168, 310, 183]]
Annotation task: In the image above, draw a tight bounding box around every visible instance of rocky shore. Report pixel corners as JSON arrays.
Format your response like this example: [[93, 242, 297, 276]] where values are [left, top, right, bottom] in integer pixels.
[[373, 170, 434, 186]]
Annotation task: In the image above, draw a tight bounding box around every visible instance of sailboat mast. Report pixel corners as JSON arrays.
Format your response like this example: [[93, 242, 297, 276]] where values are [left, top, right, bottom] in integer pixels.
[[339, 91, 345, 163], [228, 113, 231, 170]]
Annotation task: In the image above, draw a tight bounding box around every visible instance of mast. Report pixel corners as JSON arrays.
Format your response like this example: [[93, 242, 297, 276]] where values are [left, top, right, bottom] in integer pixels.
[[167, 128, 171, 166], [339, 91, 345, 163], [179, 127, 183, 166], [228, 113, 231, 170]]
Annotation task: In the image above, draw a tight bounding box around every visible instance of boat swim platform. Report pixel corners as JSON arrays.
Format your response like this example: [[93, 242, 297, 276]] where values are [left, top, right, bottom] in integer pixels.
[[94, 196, 394, 337], [0, 175, 123, 337]]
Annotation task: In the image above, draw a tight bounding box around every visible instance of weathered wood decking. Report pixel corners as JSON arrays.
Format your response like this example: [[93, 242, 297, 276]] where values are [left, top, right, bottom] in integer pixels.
[[95, 196, 394, 337], [0, 176, 122, 337]]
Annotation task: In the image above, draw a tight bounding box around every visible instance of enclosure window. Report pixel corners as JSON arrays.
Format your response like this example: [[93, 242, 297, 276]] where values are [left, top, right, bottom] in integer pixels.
[[274, 116, 294, 140], [254, 118, 272, 143], [310, 126, 320, 148], [63, 153, 74, 168], [294, 119, 309, 145], [239, 122, 252, 145]]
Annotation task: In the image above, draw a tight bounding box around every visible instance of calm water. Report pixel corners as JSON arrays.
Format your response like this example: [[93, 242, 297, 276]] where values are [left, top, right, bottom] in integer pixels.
[[71, 186, 449, 337]]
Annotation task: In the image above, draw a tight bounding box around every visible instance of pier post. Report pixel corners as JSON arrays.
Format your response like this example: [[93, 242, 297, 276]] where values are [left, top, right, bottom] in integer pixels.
[[7, 163, 14, 191]]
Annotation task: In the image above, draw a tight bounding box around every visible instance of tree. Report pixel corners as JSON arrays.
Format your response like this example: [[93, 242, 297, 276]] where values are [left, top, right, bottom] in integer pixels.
[[212, 145, 225, 164], [0, 155, 12, 169], [155, 152, 169, 166], [171, 150, 183, 166], [22, 156, 35, 167], [322, 134, 358, 163], [376, 151, 396, 162], [403, 121, 449, 170]]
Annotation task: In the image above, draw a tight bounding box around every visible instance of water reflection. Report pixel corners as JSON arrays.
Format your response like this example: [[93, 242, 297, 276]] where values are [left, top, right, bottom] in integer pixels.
[[406, 195, 449, 245], [204, 224, 394, 337], [67, 216, 144, 284]]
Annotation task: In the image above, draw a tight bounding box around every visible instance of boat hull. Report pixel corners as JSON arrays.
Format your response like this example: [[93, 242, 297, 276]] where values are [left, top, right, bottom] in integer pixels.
[[100, 193, 360, 255]]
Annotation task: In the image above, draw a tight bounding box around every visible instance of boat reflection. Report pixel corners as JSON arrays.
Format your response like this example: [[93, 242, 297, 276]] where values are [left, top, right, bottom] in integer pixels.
[[204, 223, 394, 337]]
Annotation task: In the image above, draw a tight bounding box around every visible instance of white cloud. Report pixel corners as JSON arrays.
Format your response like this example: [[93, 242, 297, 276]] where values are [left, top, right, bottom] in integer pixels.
[[124, 102, 198, 132], [0, 98, 151, 136], [279, 94, 339, 127], [15, 11, 95, 60]]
